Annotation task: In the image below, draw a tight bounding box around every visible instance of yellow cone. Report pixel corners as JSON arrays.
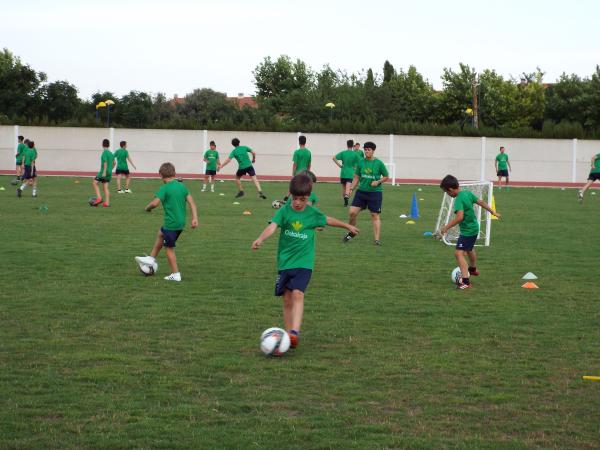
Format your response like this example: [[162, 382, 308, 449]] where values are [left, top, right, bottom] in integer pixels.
[[405, 220, 416, 225], [243, 210, 252, 215]]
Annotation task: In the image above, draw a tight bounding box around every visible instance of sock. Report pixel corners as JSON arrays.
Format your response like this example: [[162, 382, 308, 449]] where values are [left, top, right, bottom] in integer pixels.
[[202, 184, 206, 189], [469, 266, 476, 272], [20, 184, 27, 190], [33, 189, 37, 195], [289, 329, 299, 337], [461, 277, 471, 285]]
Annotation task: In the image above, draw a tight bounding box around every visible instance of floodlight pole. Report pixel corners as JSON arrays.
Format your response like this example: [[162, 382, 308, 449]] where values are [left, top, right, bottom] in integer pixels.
[[472, 75, 479, 129]]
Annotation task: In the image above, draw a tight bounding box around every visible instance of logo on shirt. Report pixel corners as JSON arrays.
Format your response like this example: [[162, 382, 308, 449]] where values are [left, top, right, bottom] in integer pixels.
[[291, 221, 303, 231], [364, 168, 372, 174]]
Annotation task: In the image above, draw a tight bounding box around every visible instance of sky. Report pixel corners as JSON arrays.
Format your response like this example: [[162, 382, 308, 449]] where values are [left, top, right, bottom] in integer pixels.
[[2, 0, 599, 101]]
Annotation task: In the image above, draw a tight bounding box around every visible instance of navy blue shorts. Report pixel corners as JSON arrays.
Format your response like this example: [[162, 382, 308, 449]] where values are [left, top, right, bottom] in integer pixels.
[[340, 177, 353, 185], [497, 169, 509, 177], [115, 169, 130, 175], [22, 165, 37, 180], [161, 227, 182, 248], [587, 172, 600, 181], [94, 176, 109, 183], [351, 190, 383, 213], [236, 166, 256, 178], [456, 235, 477, 251], [205, 169, 217, 176], [275, 268, 312, 296]]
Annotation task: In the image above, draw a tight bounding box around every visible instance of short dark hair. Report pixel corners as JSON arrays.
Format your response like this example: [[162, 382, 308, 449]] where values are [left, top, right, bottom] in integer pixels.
[[440, 174, 459, 190], [18, 135, 24, 141], [347, 139, 354, 148], [159, 162, 176, 179], [500, 146, 505, 150], [299, 135, 306, 145], [300, 170, 317, 183], [354, 142, 360, 147], [289, 173, 313, 197], [364, 141, 376, 150], [102, 138, 110, 148], [210, 140, 216, 146], [120, 140, 126, 147], [27, 141, 34, 149], [231, 138, 240, 147]]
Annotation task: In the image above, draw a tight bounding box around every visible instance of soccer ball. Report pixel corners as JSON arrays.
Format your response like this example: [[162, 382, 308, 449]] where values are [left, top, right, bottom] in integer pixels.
[[271, 199, 284, 209], [451, 267, 462, 285], [260, 327, 290, 356], [139, 261, 158, 276], [88, 197, 98, 206]]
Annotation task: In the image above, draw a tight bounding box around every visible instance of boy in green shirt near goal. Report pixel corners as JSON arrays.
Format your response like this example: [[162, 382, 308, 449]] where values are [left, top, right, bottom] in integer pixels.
[[114, 141, 136, 193], [135, 163, 198, 282], [437, 175, 500, 289], [202, 141, 220, 192], [219, 138, 267, 199], [252, 173, 359, 349]]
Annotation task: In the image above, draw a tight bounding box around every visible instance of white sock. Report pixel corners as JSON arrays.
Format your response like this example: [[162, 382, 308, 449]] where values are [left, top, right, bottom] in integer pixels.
[[202, 184, 206, 189], [20, 184, 27, 190]]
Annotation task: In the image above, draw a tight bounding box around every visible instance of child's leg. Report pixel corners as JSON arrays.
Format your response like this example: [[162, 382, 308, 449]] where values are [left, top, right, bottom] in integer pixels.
[[125, 174, 131, 190], [283, 290, 294, 331], [251, 175, 263, 193], [103, 182, 110, 205], [348, 207, 360, 226], [581, 180, 594, 195], [202, 174, 208, 190], [282, 289, 304, 332], [150, 229, 164, 258], [235, 176, 243, 192], [454, 249, 469, 281], [93, 179, 101, 199], [466, 250, 477, 269], [497, 175, 502, 188], [116, 174, 122, 191], [165, 247, 179, 274], [370, 212, 381, 241]]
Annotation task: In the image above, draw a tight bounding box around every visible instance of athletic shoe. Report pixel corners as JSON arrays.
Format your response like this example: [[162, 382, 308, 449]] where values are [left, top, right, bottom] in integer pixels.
[[235, 191, 245, 198], [17, 188, 22, 198], [374, 240, 382, 246], [578, 190, 583, 201], [342, 232, 356, 243], [125, 189, 132, 193], [259, 192, 267, 199], [32, 192, 37, 198], [288, 330, 299, 348], [117, 189, 125, 194], [164, 273, 182, 282], [102, 202, 110, 207], [135, 255, 156, 266], [210, 187, 214, 192], [11, 179, 19, 185], [201, 188, 206, 192], [468, 267, 480, 276], [92, 198, 103, 206], [457, 282, 472, 289]]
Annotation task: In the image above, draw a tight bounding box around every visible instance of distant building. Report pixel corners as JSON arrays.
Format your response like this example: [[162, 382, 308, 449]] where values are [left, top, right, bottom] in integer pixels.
[[167, 93, 258, 109]]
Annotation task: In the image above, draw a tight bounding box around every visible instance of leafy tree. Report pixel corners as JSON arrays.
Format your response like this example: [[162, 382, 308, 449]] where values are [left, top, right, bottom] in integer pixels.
[[119, 91, 154, 128], [0, 48, 46, 119], [383, 60, 395, 83], [439, 63, 477, 123], [180, 88, 236, 126], [37, 81, 80, 123]]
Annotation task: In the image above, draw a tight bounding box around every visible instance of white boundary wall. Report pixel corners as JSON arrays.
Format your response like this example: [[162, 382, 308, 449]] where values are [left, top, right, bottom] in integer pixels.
[[1, 125, 598, 183]]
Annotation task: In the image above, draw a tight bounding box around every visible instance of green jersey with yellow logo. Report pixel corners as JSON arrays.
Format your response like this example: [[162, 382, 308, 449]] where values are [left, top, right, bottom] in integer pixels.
[[156, 179, 190, 231], [355, 158, 388, 192], [495, 153, 509, 170], [204, 149, 219, 171], [272, 203, 327, 270], [454, 190, 480, 237]]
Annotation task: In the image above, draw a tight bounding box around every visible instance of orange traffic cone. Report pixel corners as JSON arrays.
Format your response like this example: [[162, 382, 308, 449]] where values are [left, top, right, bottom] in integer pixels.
[[521, 282, 539, 289]]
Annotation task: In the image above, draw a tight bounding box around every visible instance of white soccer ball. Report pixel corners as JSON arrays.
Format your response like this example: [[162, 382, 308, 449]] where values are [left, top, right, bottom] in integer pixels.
[[271, 199, 284, 209], [260, 327, 290, 356], [139, 261, 158, 276], [451, 267, 462, 285]]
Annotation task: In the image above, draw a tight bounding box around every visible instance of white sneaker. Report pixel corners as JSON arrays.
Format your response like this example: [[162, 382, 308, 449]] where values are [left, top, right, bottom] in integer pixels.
[[201, 188, 206, 192], [578, 190, 583, 201], [125, 189, 132, 193], [117, 189, 125, 194], [210, 187, 215, 192], [135, 255, 155, 266], [164, 273, 181, 282]]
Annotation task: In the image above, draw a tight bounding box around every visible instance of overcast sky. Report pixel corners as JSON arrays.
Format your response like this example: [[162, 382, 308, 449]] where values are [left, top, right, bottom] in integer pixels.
[[2, 0, 599, 101]]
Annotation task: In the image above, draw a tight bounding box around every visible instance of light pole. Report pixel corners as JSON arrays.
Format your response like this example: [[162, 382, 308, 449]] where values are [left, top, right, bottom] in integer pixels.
[[325, 102, 335, 121], [105, 99, 114, 127]]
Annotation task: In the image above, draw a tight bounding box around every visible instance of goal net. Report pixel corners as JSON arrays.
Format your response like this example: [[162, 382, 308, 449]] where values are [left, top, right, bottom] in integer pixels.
[[435, 180, 494, 247]]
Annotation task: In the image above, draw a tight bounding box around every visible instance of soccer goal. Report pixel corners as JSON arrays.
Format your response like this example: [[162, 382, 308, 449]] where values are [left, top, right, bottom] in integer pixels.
[[435, 180, 494, 247]]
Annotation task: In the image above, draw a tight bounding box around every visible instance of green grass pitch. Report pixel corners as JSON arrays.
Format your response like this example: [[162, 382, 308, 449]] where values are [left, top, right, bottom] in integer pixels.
[[1, 175, 599, 448]]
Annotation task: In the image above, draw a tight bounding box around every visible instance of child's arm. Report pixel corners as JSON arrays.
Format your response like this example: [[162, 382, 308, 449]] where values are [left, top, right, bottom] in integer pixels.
[[292, 162, 297, 176], [508, 158, 511, 172], [145, 198, 161, 212], [370, 175, 389, 187], [349, 173, 360, 193], [252, 222, 278, 250], [102, 161, 108, 178], [219, 157, 232, 170], [591, 155, 597, 169], [127, 155, 136, 170], [250, 151, 256, 163], [186, 194, 199, 228], [332, 156, 342, 168], [326, 216, 359, 235], [216, 157, 221, 171], [476, 199, 501, 219], [440, 210, 464, 235]]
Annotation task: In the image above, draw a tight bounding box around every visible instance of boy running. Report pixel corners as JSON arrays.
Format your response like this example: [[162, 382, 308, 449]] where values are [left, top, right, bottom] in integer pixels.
[[135, 163, 198, 282], [202, 141, 220, 192], [17, 141, 38, 198], [252, 173, 359, 348], [437, 174, 500, 289], [219, 138, 267, 199], [114, 141, 136, 193], [12, 135, 26, 185], [283, 135, 312, 202], [332, 139, 359, 207], [577, 151, 600, 201], [91, 139, 115, 207]]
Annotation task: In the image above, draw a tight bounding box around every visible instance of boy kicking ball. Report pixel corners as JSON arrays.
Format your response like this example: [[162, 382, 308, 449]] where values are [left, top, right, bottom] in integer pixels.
[[135, 163, 198, 282], [252, 173, 359, 348], [437, 175, 500, 289]]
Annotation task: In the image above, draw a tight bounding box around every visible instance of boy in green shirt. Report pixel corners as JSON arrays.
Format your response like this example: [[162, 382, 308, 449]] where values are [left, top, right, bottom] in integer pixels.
[[283, 135, 312, 202], [252, 173, 359, 349], [333, 139, 359, 206], [202, 141, 220, 192], [17, 140, 39, 198], [577, 152, 600, 201], [114, 140, 136, 193], [219, 138, 267, 199], [438, 174, 500, 289], [343, 142, 389, 245], [495, 146, 511, 189], [90, 139, 115, 207], [12, 135, 26, 185], [135, 163, 198, 282]]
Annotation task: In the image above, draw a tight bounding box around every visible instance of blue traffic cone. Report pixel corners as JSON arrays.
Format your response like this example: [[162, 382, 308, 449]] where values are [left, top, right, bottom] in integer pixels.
[[410, 193, 420, 219]]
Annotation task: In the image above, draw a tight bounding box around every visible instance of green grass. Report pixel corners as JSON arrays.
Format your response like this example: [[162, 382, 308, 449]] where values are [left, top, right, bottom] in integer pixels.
[[1, 176, 599, 449]]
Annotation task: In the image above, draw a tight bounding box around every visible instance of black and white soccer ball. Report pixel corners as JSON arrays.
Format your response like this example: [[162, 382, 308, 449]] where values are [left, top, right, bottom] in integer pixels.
[[260, 327, 290, 356], [139, 261, 158, 276], [271, 199, 284, 209]]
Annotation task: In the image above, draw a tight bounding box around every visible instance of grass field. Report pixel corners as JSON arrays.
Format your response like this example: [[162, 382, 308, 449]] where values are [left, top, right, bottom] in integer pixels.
[[1, 175, 599, 449]]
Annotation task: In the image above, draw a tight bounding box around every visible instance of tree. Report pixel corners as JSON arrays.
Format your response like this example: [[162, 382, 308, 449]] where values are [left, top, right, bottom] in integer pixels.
[[383, 60, 395, 83], [439, 64, 478, 124], [37, 81, 81, 123], [180, 88, 235, 126], [0, 48, 46, 119], [119, 91, 154, 128]]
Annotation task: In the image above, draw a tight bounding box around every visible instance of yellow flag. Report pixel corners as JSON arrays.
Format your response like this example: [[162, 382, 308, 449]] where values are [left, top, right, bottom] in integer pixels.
[[491, 195, 498, 220]]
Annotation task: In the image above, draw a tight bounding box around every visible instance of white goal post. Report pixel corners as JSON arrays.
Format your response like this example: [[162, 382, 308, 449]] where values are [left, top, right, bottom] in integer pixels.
[[435, 180, 494, 247]]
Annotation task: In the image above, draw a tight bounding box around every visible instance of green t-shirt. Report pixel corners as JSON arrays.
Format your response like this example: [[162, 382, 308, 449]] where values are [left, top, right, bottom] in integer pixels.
[[355, 158, 389, 192], [272, 203, 327, 270], [23, 147, 38, 166], [355, 149, 365, 160], [496, 153, 509, 170], [591, 153, 600, 174], [156, 179, 190, 231], [204, 149, 219, 171], [16, 143, 27, 162], [229, 146, 253, 170], [335, 149, 359, 179], [96, 149, 114, 180], [454, 190, 480, 237], [292, 148, 312, 174], [113, 148, 129, 171]]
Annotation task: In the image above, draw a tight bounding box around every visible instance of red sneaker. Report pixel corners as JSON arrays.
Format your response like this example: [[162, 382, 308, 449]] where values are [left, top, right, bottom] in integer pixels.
[[92, 198, 103, 206], [288, 331, 299, 349], [457, 282, 472, 289], [102, 202, 110, 208]]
